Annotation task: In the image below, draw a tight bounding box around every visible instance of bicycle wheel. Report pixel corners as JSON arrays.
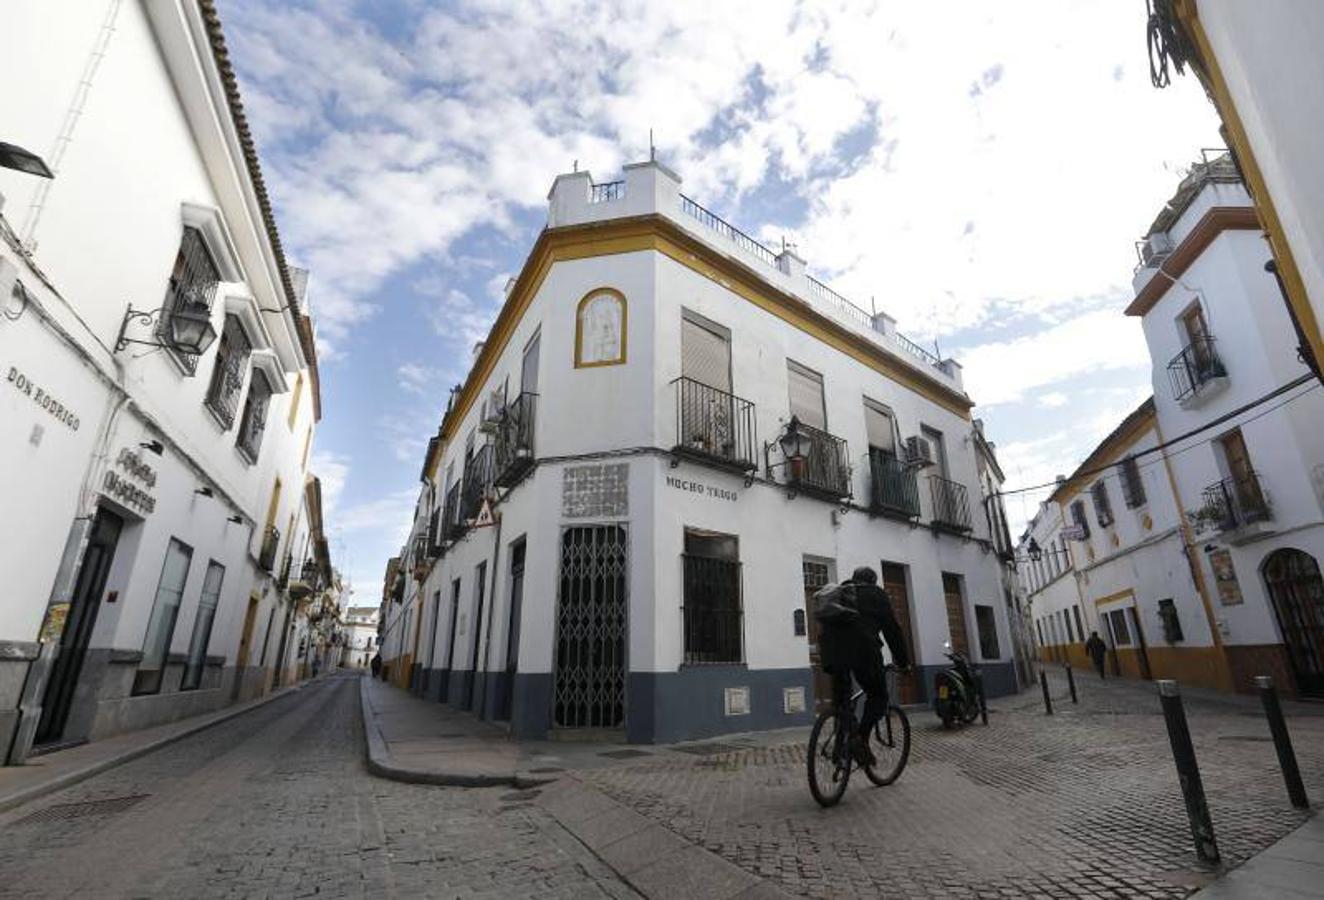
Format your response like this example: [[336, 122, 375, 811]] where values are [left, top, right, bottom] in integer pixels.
[[864, 705, 911, 786], [807, 711, 851, 807]]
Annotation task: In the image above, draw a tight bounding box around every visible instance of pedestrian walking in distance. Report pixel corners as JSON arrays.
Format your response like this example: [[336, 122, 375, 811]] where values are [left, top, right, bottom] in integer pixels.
[[370, 653, 382, 679], [1085, 631, 1107, 679]]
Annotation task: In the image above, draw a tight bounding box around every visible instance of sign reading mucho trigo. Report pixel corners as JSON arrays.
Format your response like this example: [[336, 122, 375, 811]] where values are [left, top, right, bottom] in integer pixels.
[[103, 446, 158, 515]]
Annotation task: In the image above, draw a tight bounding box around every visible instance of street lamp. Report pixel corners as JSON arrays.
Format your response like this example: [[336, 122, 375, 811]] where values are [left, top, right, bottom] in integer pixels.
[[114, 299, 218, 360], [0, 141, 54, 178], [764, 416, 817, 499]]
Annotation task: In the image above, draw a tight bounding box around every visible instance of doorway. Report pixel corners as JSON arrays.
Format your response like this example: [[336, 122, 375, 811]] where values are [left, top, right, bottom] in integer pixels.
[[942, 572, 972, 658], [553, 525, 627, 730], [498, 540, 526, 721], [1263, 549, 1324, 697], [464, 562, 487, 711], [879, 563, 919, 703], [442, 578, 461, 702], [230, 593, 261, 700], [35, 508, 124, 746]]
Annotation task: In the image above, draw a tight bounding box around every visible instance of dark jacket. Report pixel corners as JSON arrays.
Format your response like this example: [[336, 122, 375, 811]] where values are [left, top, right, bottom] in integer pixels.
[[819, 582, 911, 671], [1085, 635, 1107, 662]]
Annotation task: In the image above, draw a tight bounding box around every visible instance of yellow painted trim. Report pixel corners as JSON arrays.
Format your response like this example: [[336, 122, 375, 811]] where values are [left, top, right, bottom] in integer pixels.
[[1176, 1, 1324, 367], [287, 372, 303, 430], [1054, 412, 1156, 506], [265, 477, 282, 530], [573, 287, 628, 368], [1092, 587, 1136, 607], [1154, 417, 1233, 689], [439, 216, 973, 441]]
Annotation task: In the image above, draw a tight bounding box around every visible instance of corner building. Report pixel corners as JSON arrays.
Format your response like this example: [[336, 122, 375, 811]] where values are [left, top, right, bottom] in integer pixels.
[[391, 161, 1017, 743]]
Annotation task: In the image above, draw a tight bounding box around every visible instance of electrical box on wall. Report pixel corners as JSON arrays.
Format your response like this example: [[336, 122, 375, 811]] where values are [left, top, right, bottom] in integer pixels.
[[783, 686, 806, 714], [724, 686, 750, 716]]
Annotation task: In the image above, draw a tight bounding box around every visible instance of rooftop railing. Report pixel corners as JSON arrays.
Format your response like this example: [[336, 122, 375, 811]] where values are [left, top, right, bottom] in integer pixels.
[[590, 180, 624, 203], [679, 194, 780, 268]]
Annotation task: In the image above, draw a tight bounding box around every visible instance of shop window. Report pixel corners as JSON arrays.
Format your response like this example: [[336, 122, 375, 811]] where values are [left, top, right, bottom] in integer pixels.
[[181, 561, 225, 691], [134, 538, 194, 695], [575, 288, 626, 367], [974, 604, 1000, 659]]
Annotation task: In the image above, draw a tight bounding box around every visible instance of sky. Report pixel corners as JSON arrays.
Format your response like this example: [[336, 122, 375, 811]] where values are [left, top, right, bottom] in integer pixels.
[[215, 0, 1222, 603]]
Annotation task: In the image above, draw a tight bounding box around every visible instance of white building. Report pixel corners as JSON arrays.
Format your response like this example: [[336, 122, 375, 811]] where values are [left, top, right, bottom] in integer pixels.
[[378, 159, 1019, 743], [1019, 154, 1324, 697], [0, 0, 330, 762], [1149, 1, 1324, 381], [340, 605, 380, 670]]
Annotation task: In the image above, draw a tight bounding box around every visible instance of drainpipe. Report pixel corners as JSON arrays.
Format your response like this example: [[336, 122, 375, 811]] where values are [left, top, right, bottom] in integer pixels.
[[1265, 260, 1323, 384]]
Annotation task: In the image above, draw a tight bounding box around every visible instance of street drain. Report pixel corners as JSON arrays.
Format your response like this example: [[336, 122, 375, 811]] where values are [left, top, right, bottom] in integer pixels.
[[16, 794, 149, 825], [598, 748, 652, 759], [670, 742, 745, 756]]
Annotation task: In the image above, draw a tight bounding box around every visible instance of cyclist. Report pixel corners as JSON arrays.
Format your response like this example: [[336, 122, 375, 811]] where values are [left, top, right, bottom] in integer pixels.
[[818, 566, 911, 766]]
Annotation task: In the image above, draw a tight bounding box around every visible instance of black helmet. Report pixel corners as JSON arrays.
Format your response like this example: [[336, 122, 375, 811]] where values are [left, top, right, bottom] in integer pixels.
[[851, 566, 878, 585]]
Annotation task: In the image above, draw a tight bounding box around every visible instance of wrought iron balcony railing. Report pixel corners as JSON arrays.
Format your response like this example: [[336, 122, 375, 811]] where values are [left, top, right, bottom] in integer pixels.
[[869, 449, 920, 519], [590, 180, 624, 203], [258, 525, 280, 573], [494, 393, 537, 488], [787, 421, 852, 501], [1201, 472, 1271, 532], [682, 554, 744, 664], [671, 377, 757, 473], [461, 444, 494, 523], [929, 475, 973, 533], [1168, 335, 1226, 403]]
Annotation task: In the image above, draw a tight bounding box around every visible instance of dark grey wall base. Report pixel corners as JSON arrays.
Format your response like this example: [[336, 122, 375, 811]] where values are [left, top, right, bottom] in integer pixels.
[[423, 669, 446, 702], [448, 670, 474, 710], [483, 671, 513, 722], [408, 663, 424, 695], [911, 661, 1017, 706], [434, 669, 451, 702], [629, 666, 815, 744], [510, 673, 552, 740]]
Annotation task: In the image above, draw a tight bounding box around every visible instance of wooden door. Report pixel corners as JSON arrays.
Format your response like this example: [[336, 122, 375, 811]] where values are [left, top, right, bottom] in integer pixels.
[[235, 594, 260, 669], [802, 558, 834, 711], [943, 572, 972, 658], [879, 563, 918, 703]]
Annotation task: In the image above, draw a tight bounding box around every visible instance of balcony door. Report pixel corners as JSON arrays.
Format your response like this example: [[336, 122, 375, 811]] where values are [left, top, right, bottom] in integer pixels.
[[681, 312, 735, 460], [787, 360, 826, 430], [1219, 429, 1265, 514]]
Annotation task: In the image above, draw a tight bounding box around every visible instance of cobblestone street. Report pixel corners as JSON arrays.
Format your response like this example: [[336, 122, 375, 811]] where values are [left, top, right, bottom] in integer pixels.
[[571, 669, 1324, 899], [0, 674, 634, 899]]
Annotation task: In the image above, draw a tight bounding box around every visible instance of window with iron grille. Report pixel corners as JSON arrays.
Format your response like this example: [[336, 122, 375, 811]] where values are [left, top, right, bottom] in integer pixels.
[[236, 370, 272, 463], [1119, 455, 1146, 508], [1091, 480, 1114, 528], [682, 530, 743, 664], [160, 227, 221, 375], [1070, 500, 1091, 539], [204, 315, 251, 430]]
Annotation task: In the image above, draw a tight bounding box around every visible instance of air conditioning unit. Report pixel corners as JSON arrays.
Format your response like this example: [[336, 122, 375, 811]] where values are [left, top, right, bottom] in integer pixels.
[[1141, 233, 1173, 267], [904, 435, 934, 467]]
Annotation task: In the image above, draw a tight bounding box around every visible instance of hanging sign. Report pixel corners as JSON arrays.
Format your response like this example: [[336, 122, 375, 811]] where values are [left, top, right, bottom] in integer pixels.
[[472, 498, 497, 528], [1060, 525, 1086, 542]]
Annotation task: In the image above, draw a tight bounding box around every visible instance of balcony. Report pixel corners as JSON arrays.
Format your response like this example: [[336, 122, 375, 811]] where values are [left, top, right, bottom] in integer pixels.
[[461, 444, 494, 523], [289, 559, 323, 600], [868, 449, 920, 520], [1200, 473, 1272, 536], [682, 554, 744, 664], [258, 525, 280, 573], [928, 475, 973, 533], [494, 392, 538, 488], [785, 422, 852, 502], [671, 377, 757, 474], [1168, 336, 1227, 405]]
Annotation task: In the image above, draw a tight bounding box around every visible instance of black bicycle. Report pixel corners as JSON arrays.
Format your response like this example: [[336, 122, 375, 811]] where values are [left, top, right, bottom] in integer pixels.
[[807, 665, 911, 807]]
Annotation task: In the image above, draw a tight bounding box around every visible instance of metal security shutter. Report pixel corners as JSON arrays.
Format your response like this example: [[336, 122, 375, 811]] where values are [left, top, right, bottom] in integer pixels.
[[682, 314, 731, 392], [864, 400, 895, 454], [787, 361, 826, 430]]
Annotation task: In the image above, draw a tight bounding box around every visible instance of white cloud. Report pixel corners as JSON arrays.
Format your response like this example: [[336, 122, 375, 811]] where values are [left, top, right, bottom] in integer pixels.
[[397, 361, 439, 396], [1038, 392, 1069, 409], [310, 450, 349, 519]]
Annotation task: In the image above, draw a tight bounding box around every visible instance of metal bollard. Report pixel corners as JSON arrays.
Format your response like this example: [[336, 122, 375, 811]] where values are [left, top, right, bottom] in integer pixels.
[[1040, 669, 1053, 716], [1065, 662, 1078, 704], [1157, 680, 1220, 863], [1256, 676, 1309, 809]]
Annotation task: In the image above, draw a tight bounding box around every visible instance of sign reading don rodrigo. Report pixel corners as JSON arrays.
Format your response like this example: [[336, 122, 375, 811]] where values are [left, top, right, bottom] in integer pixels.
[[103, 446, 158, 515], [7, 365, 81, 431]]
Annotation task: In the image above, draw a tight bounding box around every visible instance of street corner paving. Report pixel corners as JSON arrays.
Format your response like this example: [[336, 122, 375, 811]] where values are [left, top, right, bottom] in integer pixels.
[[2, 1, 1324, 898]]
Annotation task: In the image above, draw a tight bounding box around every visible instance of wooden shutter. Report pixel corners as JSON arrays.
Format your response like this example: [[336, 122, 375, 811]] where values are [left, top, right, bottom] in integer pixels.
[[864, 400, 895, 454], [787, 361, 826, 430], [682, 315, 731, 392]]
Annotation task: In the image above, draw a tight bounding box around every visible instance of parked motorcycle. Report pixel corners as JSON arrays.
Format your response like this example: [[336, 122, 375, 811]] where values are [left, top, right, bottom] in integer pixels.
[[933, 640, 986, 728]]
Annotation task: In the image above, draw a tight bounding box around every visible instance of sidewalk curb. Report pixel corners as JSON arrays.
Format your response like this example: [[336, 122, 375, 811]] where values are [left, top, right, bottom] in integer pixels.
[[358, 675, 549, 789], [0, 679, 307, 814]]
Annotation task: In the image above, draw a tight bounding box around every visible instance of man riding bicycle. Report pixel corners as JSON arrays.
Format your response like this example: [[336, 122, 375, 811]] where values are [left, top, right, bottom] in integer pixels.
[[817, 566, 911, 766]]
